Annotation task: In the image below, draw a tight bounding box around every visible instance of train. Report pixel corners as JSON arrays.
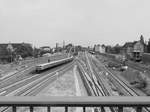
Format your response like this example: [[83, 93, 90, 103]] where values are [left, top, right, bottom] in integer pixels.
[[36, 56, 74, 72]]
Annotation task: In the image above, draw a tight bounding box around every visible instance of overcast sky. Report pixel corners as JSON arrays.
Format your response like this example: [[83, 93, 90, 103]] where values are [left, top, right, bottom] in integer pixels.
[[0, 0, 150, 47]]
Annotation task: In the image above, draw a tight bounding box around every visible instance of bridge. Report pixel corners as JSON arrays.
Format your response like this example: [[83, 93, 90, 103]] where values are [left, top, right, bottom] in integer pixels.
[[0, 96, 150, 112]]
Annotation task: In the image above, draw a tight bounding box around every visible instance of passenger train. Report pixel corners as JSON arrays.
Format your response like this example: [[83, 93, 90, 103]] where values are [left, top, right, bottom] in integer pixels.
[[36, 56, 74, 72]]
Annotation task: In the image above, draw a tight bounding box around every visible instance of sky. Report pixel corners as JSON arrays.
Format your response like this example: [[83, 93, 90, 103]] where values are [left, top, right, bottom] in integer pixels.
[[0, 0, 150, 47]]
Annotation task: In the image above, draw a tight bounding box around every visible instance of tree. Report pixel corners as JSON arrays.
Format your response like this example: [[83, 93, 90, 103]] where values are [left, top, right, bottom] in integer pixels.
[[111, 44, 122, 54], [105, 46, 111, 53], [33, 47, 40, 58], [147, 39, 150, 53], [6, 43, 14, 62], [140, 35, 145, 44], [65, 43, 73, 53], [15, 44, 33, 58]]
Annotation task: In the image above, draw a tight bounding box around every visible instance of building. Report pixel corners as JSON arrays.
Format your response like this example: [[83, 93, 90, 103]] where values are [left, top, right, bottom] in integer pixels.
[[94, 44, 106, 53], [122, 42, 135, 58], [122, 36, 145, 61], [40, 46, 51, 52], [39, 46, 51, 56]]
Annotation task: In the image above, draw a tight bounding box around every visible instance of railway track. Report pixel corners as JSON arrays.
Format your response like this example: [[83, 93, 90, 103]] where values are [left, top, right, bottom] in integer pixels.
[[77, 57, 104, 96], [126, 61, 150, 73], [0, 61, 75, 96], [0, 57, 46, 81], [0, 65, 35, 86], [77, 52, 114, 112], [78, 52, 150, 112], [77, 52, 112, 96], [93, 57, 137, 96], [96, 55, 147, 95], [0, 56, 73, 89], [94, 54, 145, 96], [0, 57, 48, 88], [86, 53, 111, 96], [99, 53, 150, 73], [0, 61, 75, 112], [92, 54, 150, 112], [80, 52, 142, 97]]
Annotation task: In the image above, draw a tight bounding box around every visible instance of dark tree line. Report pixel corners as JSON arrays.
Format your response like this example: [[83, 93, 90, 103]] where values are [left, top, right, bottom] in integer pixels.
[[105, 44, 122, 54], [147, 39, 150, 53], [0, 43, 34, 63], [15, 44, 33, 58]]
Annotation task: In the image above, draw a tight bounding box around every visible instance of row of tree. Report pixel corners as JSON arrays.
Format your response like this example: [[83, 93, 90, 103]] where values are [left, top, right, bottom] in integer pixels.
[[0, 43, 33, 63], [147, 39, 150, 53]]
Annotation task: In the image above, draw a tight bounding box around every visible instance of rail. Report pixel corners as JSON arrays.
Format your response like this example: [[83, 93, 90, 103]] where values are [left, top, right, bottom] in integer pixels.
[[0, 96, 150, 112]]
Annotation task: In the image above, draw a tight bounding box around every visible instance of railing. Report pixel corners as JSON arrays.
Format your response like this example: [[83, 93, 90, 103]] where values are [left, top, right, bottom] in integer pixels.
[[0, 96, 150, 112]]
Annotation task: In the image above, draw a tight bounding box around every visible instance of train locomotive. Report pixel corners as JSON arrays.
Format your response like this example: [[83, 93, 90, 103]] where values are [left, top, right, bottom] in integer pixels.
[[36, 56, 74, 72]]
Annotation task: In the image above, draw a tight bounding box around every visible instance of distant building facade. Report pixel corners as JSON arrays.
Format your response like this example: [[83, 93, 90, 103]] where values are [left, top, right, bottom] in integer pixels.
[[123, 42, 135, 58], [39, 46, 51, 56], [94, 44, 106, 53], [122, 35, 146, 61], [40, 46, 51, 52]]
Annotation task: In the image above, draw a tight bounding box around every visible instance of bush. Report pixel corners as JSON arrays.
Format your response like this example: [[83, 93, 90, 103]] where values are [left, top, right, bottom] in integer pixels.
[[130, 72, 147, 89]]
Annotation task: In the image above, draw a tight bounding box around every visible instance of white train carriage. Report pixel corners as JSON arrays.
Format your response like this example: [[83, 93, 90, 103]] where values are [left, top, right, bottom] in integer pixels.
[[36, 56, 74, 72]]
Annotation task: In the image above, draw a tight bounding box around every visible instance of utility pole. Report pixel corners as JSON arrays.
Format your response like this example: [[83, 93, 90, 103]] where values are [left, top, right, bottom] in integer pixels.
[[74, 45, 75, 53], [56, 43, 58, 52], [33, 46, 36, 66], [63, 40, 65, 49]]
